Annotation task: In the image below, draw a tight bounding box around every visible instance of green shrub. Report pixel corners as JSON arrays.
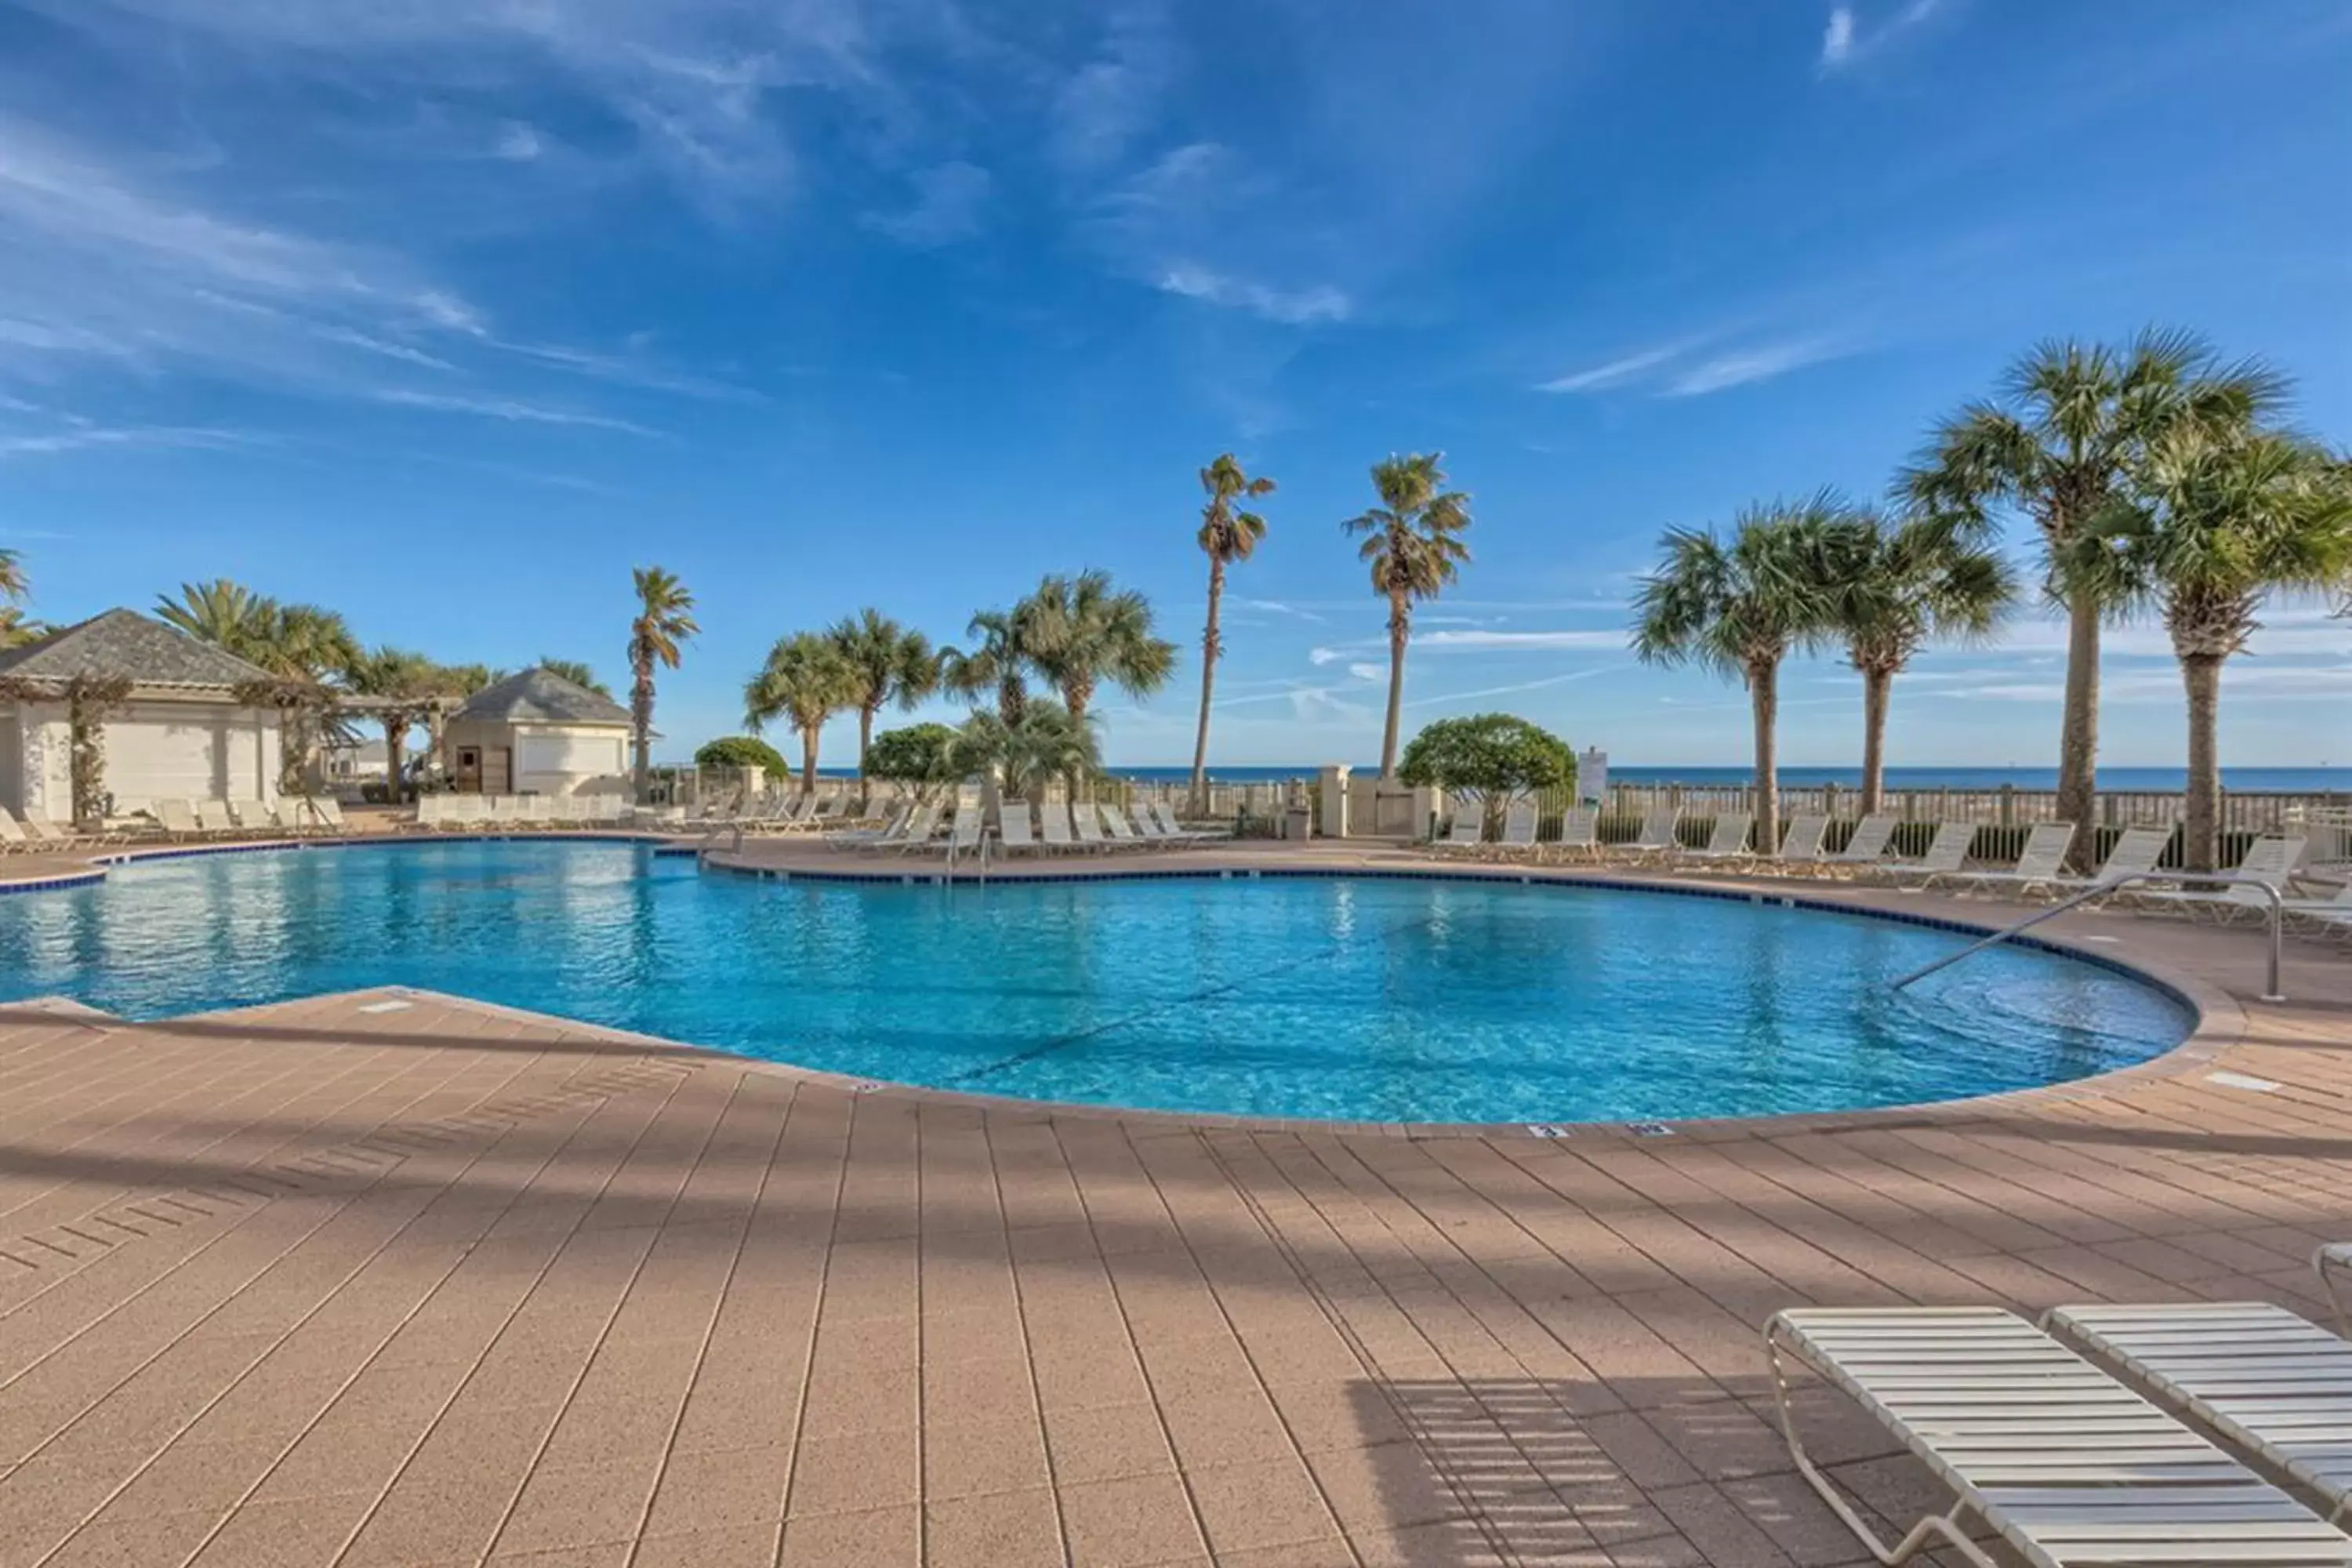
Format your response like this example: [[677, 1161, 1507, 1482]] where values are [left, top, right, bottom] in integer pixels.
[[695, 735, 788, 775]]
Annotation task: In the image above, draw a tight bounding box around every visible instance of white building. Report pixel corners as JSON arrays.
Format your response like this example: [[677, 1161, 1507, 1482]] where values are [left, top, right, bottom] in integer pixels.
[[0, 608, 282, 821], [445, 668, 633, 797]]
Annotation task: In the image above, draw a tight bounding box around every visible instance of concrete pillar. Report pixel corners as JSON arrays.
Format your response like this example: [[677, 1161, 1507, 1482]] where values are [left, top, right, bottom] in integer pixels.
[[1577, 747, 1609, 806], [1410, 785, 1443, 840], [1318, 764, 1351, 838]]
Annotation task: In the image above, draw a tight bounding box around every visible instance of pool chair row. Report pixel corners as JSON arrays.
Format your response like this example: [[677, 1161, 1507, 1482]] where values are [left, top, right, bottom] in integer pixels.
[[1767, 1243, 2352, 1568], [413, 793, 639, 830], [827, 798, 1228, 856], [153, 796, 350, 841]]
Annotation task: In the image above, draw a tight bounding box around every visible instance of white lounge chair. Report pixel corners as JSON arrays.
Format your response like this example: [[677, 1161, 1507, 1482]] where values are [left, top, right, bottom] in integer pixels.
[[1946, 822, 2078, 898], [998, 801, 1040, 855], [945, 800, 983, 858], [0, 808, 38, 854], [822, 802, 910, 850], [1822, 814, 1898, 877], [1482, 800, 1539, 859], [2043, 825, 2175, 898], [1038, 800, 1077, 854], [1613, 806, 1680, 864], [2047, 1299, 2352, 1526], [1674, 811, 1754, 868], [2322, 1244, 2351, 1337], [11, 806, 98, 850], [2140, 835, 2308, 923], [2281, 880, 2352, 939], [194, 799, 236, 836], [1071, 801, 1109, 852], [1434, 811, 1483, 854], [1150, 802, 1218, 844], [1773, 813, 1831, 871], [156, 799, 203, 842], [878, 800, 942, 854], [1098, 803, 1150, 850], [1767, 1305, 2352, 1568], [1868, 821, 1976, 888], [314, 797, 352, 834], [1544, 807, 1600, 864]]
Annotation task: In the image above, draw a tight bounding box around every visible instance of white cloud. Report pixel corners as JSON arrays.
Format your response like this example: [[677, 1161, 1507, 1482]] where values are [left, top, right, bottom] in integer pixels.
[[1820, 0, 1944, 74], [1235, 599, 1325, 622], [0, 424, 252, 458], [1414, 629, 1627, 652], [1539, 342, 1690, 394], [376, 390, 657, 434], [1404, 664, 1629, 710], [1665, 339, 1845, 395], [1345, 662, 1385, 684], [863, 162, 991, 248], [1049, 4, 1170, 177], [1820, 8, 1857, 67], [492, 122, 543, 162], [1156, 264, 1351, 325]]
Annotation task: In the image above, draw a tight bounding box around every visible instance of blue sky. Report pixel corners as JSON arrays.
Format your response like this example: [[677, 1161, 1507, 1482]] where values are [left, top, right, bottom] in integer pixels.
[[0, 0, 2347, 769]]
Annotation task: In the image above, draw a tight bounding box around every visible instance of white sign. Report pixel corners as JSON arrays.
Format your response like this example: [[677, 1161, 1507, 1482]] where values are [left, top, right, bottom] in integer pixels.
[[1578, 747, 1608, 806]]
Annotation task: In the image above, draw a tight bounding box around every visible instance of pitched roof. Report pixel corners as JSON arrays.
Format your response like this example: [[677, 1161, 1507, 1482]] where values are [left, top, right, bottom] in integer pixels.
[[0, 608, 277, 691], [452, 666, 632, 727]]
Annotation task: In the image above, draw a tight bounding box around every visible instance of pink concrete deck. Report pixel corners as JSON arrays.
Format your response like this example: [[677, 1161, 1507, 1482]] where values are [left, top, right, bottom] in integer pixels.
[[0, 844, 2347, 1566]]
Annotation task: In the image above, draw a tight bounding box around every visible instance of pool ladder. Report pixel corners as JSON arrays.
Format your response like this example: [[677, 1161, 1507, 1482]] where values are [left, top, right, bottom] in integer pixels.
[[1887, 870, 2286, 1004]]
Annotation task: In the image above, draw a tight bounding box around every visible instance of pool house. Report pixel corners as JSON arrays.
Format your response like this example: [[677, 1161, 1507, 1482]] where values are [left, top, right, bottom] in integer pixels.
[[443, 666, 633, 797]]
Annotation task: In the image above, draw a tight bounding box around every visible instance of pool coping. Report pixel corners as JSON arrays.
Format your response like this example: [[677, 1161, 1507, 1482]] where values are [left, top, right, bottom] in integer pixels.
[[0, 837, 2254, 1145]]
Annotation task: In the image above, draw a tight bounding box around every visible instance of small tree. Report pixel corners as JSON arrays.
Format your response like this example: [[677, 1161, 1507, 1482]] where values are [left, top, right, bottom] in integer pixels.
[[1398, 713, 1576, 836], [867, 724, 963, 789], [695, 735, 789, 775]]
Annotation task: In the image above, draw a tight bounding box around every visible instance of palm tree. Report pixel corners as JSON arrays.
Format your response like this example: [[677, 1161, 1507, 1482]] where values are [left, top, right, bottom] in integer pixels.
[[1817, 513, 2016, 815], [2082, 427, 2352, 872], [535, 657, 611, 697], [829, 609, 939, 793], [1342, 453, 1473, 777], [156, 579, 274, 659], [952, 701, 1102, 801], [1633, 495, 1845, 855], [1190, 454, 1275, 811], [346, 646, 439, 804], [1018, 570, 1178, 727], [1900, 330, 2285, 862], [940, 608, 1032, 726], [0, 608, 45, 649], [626, 567, 698, 803], [743, 633, 862, 793], [0, 548, 26, 605]]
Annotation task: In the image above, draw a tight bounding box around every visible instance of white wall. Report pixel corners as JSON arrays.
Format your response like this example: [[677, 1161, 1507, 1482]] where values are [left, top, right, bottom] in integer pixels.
[[508, 725, 628, 795], [0, 698, 279, 818]]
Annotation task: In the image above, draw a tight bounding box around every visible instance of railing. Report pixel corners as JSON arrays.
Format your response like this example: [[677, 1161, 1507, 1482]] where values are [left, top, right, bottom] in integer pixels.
[[1888, 871, 2287, 1003]]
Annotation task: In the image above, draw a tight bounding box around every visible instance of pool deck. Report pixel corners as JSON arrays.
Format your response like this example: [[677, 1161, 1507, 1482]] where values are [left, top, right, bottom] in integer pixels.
[[0, 837, 2347, 1566]]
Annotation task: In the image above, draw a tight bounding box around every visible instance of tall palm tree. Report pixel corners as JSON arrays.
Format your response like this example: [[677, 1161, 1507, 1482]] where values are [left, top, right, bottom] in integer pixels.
[[1190, 454, 1275, 811], [829, 609, 939, 792], [535, 657, 611, 697], [2082, 427, 2352, 871], [1817, 512, 2016, 815], [1900, 330, 2285, 862], [1342, 453, 1473, 777], [1018, 570, 1178, 727], [346, 646, 439, 804], [626, 567, 698, 803], [940, 608, 1031, 726], [1633, 495, 1845, 855], [743, 633, 862, 793], [155, 579, 274, 660]]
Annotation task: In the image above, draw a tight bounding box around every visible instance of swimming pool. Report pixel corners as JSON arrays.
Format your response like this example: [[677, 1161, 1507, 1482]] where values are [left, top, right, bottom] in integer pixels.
[[0, 840, 2192, 1123]]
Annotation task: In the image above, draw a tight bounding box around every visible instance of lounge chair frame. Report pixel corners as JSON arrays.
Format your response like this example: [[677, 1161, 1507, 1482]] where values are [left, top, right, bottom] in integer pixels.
[[1766, 1305, 2352, 1568], [2323, 1244, 2352, 1338]]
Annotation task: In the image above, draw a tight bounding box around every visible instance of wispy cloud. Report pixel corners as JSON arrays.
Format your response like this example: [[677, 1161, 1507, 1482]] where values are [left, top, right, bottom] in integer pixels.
[[1404, 664, 1629, 710], [1156, 264, 1350, 325], [1235, 599, 1326, 622], [0, 424, 253, 459], [864, 162, 992, 249], [1049, 2, 1171, 176], [375, 390, 658, 435], [1665, 339, 1847, 395], [1538, 341, 1690, 393], [1820, 0, 1944, 74], [1415, 629, 1627, 652]]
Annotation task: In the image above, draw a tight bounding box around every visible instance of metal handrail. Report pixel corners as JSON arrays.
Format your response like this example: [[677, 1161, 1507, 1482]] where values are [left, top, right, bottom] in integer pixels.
[[1887, 870, 2287, 1004]]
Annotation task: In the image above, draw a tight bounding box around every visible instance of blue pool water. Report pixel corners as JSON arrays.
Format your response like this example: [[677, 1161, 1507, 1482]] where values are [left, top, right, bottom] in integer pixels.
[[0, 841, 2191, 1123]]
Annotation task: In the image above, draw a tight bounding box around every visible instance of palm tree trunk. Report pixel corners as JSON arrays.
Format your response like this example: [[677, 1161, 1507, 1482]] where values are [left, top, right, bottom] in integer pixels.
[[1190, 557, 1225, 814], [1750, 660, 1780, 856], [1858, 666, 1892, 818], [384, 718, 408, 808], [1065, 681, 1091, 803], [858, 703, 877, 809], [631, 660, 655, 804], [800, 724, 820, 796], [1379, 596, 1409, 779], [2054, 594, 2100, 870], [2180, 652, 2224, 874]]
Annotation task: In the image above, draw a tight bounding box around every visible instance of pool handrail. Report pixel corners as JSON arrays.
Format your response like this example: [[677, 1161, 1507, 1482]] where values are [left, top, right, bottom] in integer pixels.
[[1888, 869, 2285, 1004]]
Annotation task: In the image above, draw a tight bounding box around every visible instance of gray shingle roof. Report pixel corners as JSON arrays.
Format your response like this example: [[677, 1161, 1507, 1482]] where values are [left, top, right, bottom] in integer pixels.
[[453, 667, 632, 727], [0, 608, 277, 690]]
